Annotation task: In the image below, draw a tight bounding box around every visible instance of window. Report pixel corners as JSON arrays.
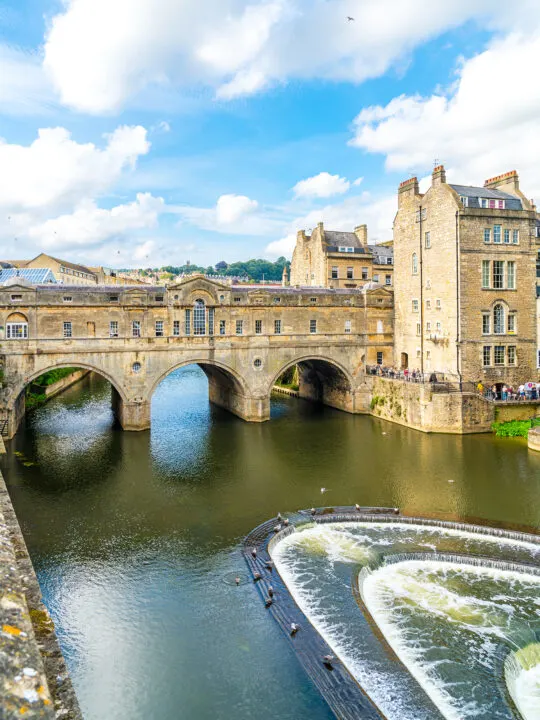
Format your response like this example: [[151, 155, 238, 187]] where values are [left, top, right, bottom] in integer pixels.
[[507, 261, 516, 290], [193, 299, 206, 335], [416, 349, 421, 358], [426, 321, 431, 332], [416, 322, 421, 336], [426, 350, 431, 360], [426, 299, 431, 310], [482, 260, 490, 288], [483, 346, 491, 367], [255, 320, 262, 334], [185, 309, 191, 335], [460, 196, 468, 207], [310, 297, 317, 304], [507, 346, 516, 365], [412, 299, 419, 313], [493, 225, 501, 243], [493, 260, 504, 289], [173, 320, 180, 336], [425, 231, 431, 248], [504, 229, 510, 244], [362, 267, 368, 280], [235, 320, 243, 335], [63, 296, 72, 303], [345, 320, 351, 334], [412, 253, 418, 274], [331, 266, 338, 279], [415, 209, 427, 222], [253, 358, 262, 368], [272, 297, 281, 304], [484, 228, 491, 244], [219, 320, 226, 336], [338, 246, 354, 253], [208, 308, 214, 335], [436, 321, 442, 332], [494, 345, 505, 365], [10, 294, 22, 301], [109, 295, 119, 303], [109, 321, 119, 338], [274, 319, 281, 334], [385, 275, 392, 286], [386, 257, 393, 265], [6, 323, 28, 339], [234, 296, 241, 303], [436, 299, 441, 309], [155, 320, 164, 337], [310, 319, 317, 334], [377, 351, 383, 365], [482, 314, 490, 334], [155, 295, 164, 302], [132, 320, 141, 338], [373, 274, 379, 282], [493, 304, 505, 334], [63, 321, 72, 338], [347, 267, 353, 279], [508, 314, 516, 333], [512, 230, 519, 244]]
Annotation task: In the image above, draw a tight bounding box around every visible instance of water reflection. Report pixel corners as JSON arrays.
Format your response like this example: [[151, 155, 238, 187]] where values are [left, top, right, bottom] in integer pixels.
[[1, 366, 540, 720]]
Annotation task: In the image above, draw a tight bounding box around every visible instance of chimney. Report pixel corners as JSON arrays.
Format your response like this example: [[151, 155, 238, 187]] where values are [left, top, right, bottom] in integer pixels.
[[281, 265, 289, 287], [432, 164, 446, 186], [484, 170, 520, 195], [354, 224, 368, 246], [297, 229, 308, 242], [398, 176, 420, 207]]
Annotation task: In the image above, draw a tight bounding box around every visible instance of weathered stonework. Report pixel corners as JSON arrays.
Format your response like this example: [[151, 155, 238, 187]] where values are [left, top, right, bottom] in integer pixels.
[[528, 426, 540, 452], [0, 275, 394, 438]]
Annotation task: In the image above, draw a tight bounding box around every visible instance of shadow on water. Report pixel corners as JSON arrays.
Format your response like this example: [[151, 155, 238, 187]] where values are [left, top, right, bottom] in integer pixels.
[[1, 365, 540, 720]]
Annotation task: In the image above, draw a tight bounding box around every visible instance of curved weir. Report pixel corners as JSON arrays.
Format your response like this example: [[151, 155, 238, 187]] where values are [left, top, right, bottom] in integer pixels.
[[245, 510, 540, 720], [503, 637, 540, 720]]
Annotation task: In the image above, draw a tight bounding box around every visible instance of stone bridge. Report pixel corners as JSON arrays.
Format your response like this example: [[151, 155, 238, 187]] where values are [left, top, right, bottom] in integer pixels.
[[0, 275, 393, 439]]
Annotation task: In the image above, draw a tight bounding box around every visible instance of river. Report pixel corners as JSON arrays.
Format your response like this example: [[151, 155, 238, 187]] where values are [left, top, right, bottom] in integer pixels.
[[1, 367, 539, 719]]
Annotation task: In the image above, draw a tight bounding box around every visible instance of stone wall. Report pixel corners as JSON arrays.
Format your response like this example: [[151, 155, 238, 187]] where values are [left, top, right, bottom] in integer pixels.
[[30, 369, 90, 400], [0, 470, 81, 719], [528, 426, 540, 452]]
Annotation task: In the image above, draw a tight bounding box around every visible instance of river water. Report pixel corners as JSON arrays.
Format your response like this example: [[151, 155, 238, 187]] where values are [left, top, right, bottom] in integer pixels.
[[1, 367, 540, 719]]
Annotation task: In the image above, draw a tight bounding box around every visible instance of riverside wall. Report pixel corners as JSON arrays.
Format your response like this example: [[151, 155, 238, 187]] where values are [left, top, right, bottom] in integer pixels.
[[528, 427, 540, 452], [30, 369, 90, 402], [0, 469, 81, 719]]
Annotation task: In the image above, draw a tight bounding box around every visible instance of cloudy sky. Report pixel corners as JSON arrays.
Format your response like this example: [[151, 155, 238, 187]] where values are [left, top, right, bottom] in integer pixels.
[[1, 0, 539, 268]]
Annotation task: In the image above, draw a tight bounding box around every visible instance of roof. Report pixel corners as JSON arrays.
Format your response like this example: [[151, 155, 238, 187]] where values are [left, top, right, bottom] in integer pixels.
[[449, 184, 523, 210], [0, 268, 57, 284], [324, 230, 366, 250], [40, 254, 97, 276], [368, 244, 393, 264]]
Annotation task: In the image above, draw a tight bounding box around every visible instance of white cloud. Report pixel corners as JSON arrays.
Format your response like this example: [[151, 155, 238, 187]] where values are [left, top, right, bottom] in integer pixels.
[[293, 172, 351, 198], [350, 31, 540, 198], [0, 125, 150, 212], [216, 194, 258, 224], [42, 0, 533, 113], [176, 193, 283, 236], [28, 193, 164, 248], [265, 192, 396, 258], [133, 239, 156, 261], [0, 45, 54, 114]]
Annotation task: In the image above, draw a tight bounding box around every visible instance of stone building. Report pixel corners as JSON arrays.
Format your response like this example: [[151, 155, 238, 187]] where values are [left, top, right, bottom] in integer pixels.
[[394, 166, 538, 386], [290, 222, 393, 289], [8, 253, 98, 285]]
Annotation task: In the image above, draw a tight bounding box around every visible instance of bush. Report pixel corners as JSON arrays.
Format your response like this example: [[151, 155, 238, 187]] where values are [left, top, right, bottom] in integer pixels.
[[491, 418, 540, 438], [33, 367, 78, 387]]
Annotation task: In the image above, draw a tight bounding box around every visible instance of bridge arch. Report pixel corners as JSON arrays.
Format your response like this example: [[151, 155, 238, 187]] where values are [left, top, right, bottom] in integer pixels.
[[270, 355, 357, 414], [146, 358, 249, 403]]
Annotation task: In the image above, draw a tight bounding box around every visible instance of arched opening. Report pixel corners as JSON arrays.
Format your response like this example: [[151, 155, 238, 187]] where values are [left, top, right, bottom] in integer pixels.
[[3, 364, 126, 440], [272, 358, 355, 414], [401, 352, 409, 370], [6, 312, 29, 339]]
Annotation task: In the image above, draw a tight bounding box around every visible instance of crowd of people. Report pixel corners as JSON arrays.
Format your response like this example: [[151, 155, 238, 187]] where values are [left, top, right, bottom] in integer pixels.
[[366, 365, 439, 383], [476, 382, 540, 401]]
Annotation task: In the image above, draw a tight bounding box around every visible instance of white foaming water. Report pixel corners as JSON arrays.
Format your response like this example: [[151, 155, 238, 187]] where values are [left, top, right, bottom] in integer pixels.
[[505, 643, 540, 720], [272, 522, 540, 720], [362, 561, 540, 720]]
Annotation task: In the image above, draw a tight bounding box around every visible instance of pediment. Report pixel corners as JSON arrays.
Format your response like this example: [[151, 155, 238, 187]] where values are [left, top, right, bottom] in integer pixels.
[[3, 283, 36, 293], [168, 275, 230, 293], [364, 286, 393, 296]]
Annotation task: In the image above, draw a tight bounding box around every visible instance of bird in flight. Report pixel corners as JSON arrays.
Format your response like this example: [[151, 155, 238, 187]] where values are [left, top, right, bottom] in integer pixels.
[[347, 16, 355, 21]]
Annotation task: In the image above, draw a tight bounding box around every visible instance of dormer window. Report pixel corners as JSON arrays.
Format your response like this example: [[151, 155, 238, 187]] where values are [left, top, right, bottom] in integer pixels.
[[481, 198, 505, 209], [338, 246, 355, 253], [460, 196, 469, 207]]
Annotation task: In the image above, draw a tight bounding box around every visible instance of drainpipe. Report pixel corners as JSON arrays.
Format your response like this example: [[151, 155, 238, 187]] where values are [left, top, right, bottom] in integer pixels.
[[419, 205, 424, 376], [455, 210, 462, 390]]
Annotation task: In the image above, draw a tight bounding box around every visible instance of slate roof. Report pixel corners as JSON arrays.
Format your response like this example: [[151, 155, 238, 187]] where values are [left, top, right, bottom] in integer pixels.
[[368, 244, 393, 264], [450, 184, 523, 210], [0, 268, 57, 284]]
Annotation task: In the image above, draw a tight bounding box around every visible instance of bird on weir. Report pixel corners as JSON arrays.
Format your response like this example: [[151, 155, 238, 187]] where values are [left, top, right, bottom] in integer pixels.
[[253, 572, 262, 582], [323, 654, 336, 668], [265, 597, 273, 608], [268, 585, 274, 597], [290, 623, 300, 635], [251, 548, 257, 558]]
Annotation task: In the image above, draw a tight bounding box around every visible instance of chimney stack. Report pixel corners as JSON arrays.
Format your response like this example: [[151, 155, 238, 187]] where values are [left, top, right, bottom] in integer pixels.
[[432, 164, 446, 186], [398, 176, 420, 207], [484, 170, 520, 194], [354, 224, 368, 246]]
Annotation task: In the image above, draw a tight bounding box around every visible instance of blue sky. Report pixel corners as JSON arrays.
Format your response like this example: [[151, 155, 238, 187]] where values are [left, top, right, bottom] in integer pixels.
[[0, 0, 539, 267]]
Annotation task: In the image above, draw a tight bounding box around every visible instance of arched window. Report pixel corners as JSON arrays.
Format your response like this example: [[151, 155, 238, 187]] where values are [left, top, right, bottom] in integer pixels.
[[193, 299, 206, 335], [412, 253, 418, 274], [493, 304, 505, 334], [6, 312, 28, 339]]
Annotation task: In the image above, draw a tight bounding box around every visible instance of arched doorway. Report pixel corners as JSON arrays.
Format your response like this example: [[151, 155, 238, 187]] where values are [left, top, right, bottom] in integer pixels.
[[401, 352, 409, 370]]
